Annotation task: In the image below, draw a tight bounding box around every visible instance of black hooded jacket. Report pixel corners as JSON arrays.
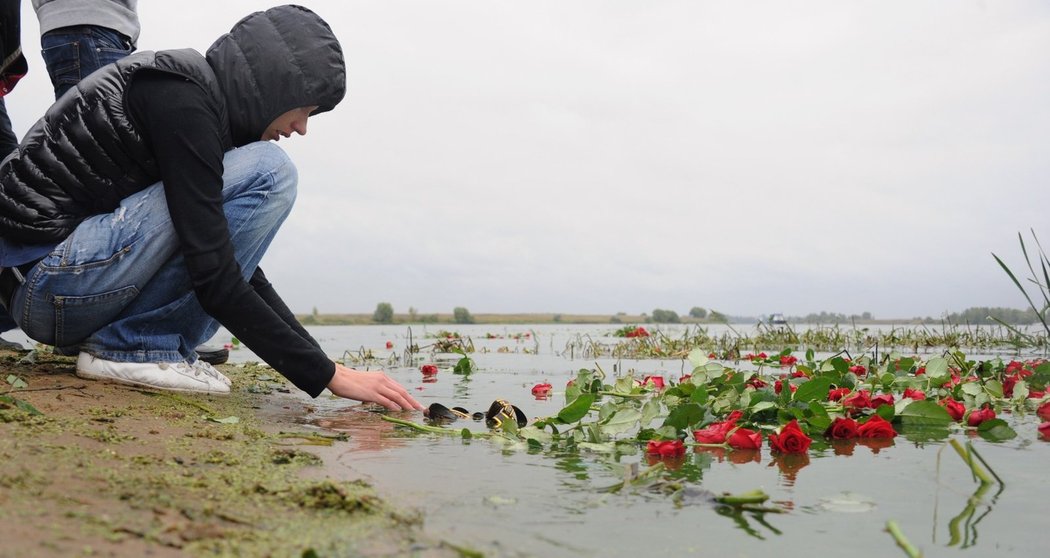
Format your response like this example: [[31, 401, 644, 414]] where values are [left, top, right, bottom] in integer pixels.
[[0, 5, 346, 396]]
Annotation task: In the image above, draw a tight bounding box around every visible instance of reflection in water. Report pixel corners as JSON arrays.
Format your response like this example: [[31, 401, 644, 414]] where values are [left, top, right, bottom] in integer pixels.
[[309, 408, 409, 452], [770, 453, 810, 486], [947, 482, 1000, 548], [715, 504, 784, 540], [695, 446, 762, 465]]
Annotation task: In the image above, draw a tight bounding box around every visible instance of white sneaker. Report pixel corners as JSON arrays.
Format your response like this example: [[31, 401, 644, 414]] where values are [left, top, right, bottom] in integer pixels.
[[76, 352, 231, 395], [192, 358, 232, 387]]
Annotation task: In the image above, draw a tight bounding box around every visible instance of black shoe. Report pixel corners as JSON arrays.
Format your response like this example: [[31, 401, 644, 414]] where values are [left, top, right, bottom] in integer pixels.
[[196, 345, 230, 365], [0, 337, 24, 351]]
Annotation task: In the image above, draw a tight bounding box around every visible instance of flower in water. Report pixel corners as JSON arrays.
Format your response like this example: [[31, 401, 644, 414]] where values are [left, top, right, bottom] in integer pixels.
[[902, 388, 926, 401], [966, 406, 996, 427], [693, 410, 744, 444], [642, 375, 665, 389], [768, 420, 812, 454], [385, 341, 394, 349], [870, 393, 895, 409], [646, 439, 685, 457], [941, 397, 965, 421], [842, 390, 872, 411], [828, 387, 851, 402], [848, 365, 867, 376], [1039, 422, 1050, 440], [780, 355, 798, 367], [727, 427, 763, 450], [420, 364, 439, 375], [1038, 400, 1050, 421], [531, 382, 553, 398], [857, 415, 897, 438], [825, 417, 860, 439], [625, 326, 650, 338]]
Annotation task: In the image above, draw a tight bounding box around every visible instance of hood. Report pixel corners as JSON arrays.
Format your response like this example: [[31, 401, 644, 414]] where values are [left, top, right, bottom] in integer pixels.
[[206, 4, 346, 146]]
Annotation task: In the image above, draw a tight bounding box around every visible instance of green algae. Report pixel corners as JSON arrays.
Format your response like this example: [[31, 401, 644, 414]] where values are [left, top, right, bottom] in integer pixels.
[[0, 353, 459, 557]]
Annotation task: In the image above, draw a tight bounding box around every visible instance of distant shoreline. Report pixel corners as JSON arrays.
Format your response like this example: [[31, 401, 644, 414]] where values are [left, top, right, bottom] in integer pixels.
[[295, 313, 966, 327]]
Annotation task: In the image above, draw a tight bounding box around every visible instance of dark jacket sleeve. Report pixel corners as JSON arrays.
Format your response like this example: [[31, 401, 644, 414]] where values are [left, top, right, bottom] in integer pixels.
[[127, 73, 335, 396]]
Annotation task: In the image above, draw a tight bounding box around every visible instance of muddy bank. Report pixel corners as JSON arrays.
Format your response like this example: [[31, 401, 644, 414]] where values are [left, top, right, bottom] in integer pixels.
[[0, 348, 469, 557]]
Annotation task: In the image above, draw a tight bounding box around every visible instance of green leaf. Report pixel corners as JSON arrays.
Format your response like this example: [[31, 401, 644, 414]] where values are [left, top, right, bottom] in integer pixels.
[[663, 403, 704, 431], [602, 409, 642, 436], [977, 419, 1016, 442], [5, 375, 27, 389], [793, 377, 834, 403], [689, 385, 708, 404], [518, 426, 552, 444], [557, 393, 596, 424], [960, 382, 983, 397], [0, 394, 42, 415], [749, 401, 777, 415], [925, 357, 949, 381], [453, 355, 475, 375], [898, 400, 953, 426], [983, 379, 1004, 398], [640, 399, 662, 427], [687, 348, 708, 368]]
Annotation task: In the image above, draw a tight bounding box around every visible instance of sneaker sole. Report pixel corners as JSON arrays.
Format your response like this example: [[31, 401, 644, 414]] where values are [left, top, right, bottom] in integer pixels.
[[75, 368, 231, 396]]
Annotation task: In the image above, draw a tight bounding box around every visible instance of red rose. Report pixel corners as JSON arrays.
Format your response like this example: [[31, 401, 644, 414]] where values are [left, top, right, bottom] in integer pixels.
[[768, 419, 812, 454], [727, 427, 763, 450], [707, 352, 717, 359], [857, 415, 897, 438], [903, 388, 926, 400], [643, 375, 665, 389], [915, 366, 926, 376], [1039, 422, 1050, 440], [420, 364, 439, 375], [385, 341, 394, 349], [966, 406, 996, 427], [1029, 390, 1046, 399], [531, 383, 552, 397], [871, 394, 895, 408], [941, 398, 965, 421], [693, 411, 745, 445], [842, 390, 872, 410], [1038, 400, 1050, 421], [848, 365, 867, 376], [646, 439, 685, 457], [825, 417, 860, 439], [746, 376, 768, 389], [780, 355, 798, 367], [693, 420, 736, 444], [828, 387, 851, 402]]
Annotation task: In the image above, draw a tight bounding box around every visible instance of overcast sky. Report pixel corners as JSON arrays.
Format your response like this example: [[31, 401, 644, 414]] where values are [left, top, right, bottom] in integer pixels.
[[7, 1, 1050, 319]]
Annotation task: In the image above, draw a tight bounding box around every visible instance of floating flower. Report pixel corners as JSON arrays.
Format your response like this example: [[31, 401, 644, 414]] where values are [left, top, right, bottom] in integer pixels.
[[774, 379, 796, 394], [1038, 400, 1050, 421], [857, 415, 897, 438], [420, 364, 439, 375], [693, 411, 744, 445], [625, 326, 650, 338], [646, 439, 685, 457], [902, 388, 926, 401], [727, 427, 763, 450], [871, 393, 895, 409], [848, 365, 867, 376], [914, 366, 926, 376], [941, 397, 965, 421], [707, 352, 717, 359], [966, 406, 996, 427], [531, 383, 552, 398], [825, 417, 860, 439], [385, 341, 394, 349], [842, 390, 873, 411], [768, 419, 812, 454], [1039, 422, 1050, 440], [779, 355, 798, 367], [828, 387, 851, 402], [642, 375, 665, 389], [746, 376, 767, 389]]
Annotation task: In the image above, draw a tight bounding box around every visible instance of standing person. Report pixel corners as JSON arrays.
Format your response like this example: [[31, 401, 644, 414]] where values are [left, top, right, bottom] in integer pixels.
[[0, 0, 29, 350], [32, 0, 138, 99], [0, 5, 423, 410]]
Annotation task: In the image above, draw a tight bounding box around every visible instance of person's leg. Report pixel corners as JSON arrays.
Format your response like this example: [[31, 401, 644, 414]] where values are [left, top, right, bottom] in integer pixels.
[[40, 25, 135, 99], [10, 142, 297, 361]]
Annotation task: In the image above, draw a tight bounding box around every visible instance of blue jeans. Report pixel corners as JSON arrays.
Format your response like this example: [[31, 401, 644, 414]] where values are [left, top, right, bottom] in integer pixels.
[[40, 25, 135, 99], [9, 142, 297, 362]]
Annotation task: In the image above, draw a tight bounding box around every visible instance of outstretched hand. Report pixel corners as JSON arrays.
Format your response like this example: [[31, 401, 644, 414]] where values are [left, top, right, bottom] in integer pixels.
[[326, 363, 424, 411]]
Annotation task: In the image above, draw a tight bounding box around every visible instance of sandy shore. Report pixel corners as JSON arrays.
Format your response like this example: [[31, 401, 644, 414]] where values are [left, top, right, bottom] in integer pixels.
[[0, 347, 469, 557]]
